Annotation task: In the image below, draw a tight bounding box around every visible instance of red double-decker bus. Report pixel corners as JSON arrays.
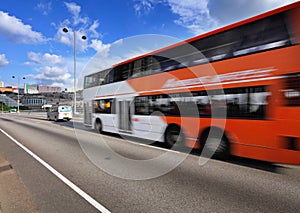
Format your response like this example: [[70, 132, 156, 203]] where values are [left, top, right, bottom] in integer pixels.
[[84, 2, 300, 165]]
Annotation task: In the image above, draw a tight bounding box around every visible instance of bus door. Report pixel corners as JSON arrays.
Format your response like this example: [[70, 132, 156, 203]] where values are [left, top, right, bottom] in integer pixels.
[[118, 100, 132, 132]]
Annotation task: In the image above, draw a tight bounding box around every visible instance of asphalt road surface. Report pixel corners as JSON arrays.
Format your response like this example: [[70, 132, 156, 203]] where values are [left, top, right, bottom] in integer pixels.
[[0, 113, 299, 212]]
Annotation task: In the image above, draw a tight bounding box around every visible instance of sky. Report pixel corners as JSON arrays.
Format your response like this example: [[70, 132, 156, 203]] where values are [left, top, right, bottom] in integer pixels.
[[0, 0, 298, 91]]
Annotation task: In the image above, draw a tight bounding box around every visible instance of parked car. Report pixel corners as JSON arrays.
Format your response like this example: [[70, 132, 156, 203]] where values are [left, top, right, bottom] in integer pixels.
[[47, 105, 72, 121]]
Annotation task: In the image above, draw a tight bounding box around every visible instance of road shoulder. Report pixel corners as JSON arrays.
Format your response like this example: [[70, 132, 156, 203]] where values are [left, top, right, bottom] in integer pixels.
[[0, 150, 40, 213]]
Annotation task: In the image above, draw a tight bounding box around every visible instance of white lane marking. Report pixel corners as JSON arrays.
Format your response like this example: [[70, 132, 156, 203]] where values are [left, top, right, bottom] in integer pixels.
[[0, 128, 111, 213], [85, 128, 184, 155], [133, 141, 181, 154]]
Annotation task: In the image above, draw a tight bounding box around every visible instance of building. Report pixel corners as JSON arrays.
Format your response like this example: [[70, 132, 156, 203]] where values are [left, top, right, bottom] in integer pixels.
[[23, 84, 62, 94], [24, 84, 39, 94], [0, 94, 18, 107], [1, 81, 81, 112], [22, 96, 46, 106], [39, 85, 61, 93]]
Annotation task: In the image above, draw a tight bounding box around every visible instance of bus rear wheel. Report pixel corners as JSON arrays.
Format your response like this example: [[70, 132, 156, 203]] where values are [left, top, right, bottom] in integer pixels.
[[164, 125, 184, 148], [200, 129, 230, 160]]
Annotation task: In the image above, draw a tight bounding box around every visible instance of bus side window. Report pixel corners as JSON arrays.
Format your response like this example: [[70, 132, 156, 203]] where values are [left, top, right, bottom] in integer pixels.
[[249, 87, 270, 118], [282, 73, 300, 106], [114, 64, 130, 82], [224, 86, 268, 119], [134, 96, 150, 115], [131, 59, 142, 78], [109, 69, 114, 83], [93, 99, 113, 114]]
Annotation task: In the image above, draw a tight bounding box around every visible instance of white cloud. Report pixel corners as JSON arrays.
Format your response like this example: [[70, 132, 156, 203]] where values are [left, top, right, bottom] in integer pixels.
[[134, 0, 155, 15], [57, 2, 102, 52], [0, 54, 9, 67], [89, 20, 100, 38], [0, 11, 46, 44], [28, 52, 42, 64], [37, 66, 69, 78], [28, 66, 71, 87], [43, 53, 65, 65], [64, 2, 88, 26], [57, 28, 73, 46], [208, 0, 298, 26], [75, 31, 89, 51], [24, 61, 32, 66], [26, 52, 71, 87], [167, 0, 217, 34], [90, 40, 111, 56], [36, 2, 52, 16], [133, 0, 217, 34], [65, 2, 80, 17], [56, 27, 89, 51], [28, 52, 65, 65], [50, 82, 69, 88]]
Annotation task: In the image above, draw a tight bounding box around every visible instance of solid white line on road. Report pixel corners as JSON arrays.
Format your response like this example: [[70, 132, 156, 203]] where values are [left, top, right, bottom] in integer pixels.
[[0, 128, 111, 213]]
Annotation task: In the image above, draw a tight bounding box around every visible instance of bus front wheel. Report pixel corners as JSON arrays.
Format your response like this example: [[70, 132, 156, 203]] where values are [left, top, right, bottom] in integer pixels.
[[95, 119, 103, 134]]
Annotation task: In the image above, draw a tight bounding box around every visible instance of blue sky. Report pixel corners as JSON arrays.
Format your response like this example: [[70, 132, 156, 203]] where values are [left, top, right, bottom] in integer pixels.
[[0, 0, 297, 90]]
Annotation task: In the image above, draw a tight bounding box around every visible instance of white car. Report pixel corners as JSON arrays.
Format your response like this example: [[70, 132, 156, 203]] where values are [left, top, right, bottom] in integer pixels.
[[47, 106, 73, 121]]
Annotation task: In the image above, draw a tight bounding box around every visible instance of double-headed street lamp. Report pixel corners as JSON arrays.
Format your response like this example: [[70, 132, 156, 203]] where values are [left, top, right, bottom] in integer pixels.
[[1, 90, 3, 114], [12, 75, 25, 113], [62, 27, 86, 114]]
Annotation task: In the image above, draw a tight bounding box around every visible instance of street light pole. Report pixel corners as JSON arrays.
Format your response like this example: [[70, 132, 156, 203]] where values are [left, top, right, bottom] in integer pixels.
[[62, 28, 86, 114], [73, 30, 77, 114], [12, 75, 25, 113], [1, 91, 3, 114]]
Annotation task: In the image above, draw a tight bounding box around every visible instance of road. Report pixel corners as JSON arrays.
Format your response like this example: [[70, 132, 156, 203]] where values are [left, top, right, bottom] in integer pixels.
[[0, 112, 299, 212]]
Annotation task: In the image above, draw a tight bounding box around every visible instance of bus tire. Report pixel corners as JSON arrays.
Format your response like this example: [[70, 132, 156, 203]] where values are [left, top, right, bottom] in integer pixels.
[[199, 128, 230, 160], [54, 116, 58, 122], [95, 119, 103, 134], [164, 125, 184, 148]]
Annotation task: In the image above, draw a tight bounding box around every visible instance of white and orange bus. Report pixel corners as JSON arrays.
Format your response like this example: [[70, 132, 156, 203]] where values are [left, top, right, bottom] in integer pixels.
[[83, 2, 300, 165]]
